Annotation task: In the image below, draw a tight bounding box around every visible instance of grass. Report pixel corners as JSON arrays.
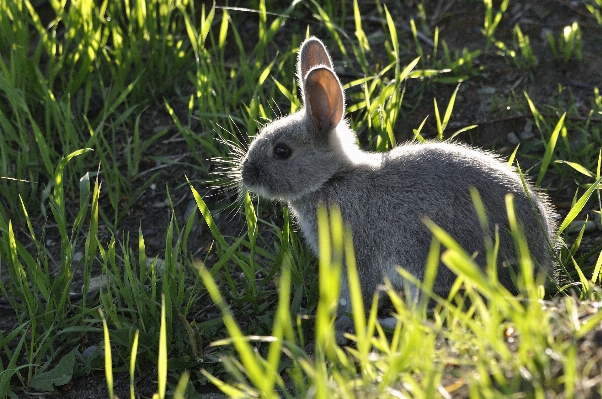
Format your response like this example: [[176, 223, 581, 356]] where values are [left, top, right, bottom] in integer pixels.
[[0, 0, 601, 397], [546, 22, 583, 69]]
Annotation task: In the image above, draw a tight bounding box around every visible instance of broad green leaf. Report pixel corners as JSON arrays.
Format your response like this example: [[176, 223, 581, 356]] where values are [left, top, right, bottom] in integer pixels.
[[29, 347, 78, 392]]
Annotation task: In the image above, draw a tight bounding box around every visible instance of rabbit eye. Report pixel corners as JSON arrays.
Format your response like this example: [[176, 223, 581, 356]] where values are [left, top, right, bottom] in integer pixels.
[[273, 144, 291, 159]]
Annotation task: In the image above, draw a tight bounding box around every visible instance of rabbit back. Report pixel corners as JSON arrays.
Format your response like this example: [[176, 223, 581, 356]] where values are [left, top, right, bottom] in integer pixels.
[[288, 141, 557, 300]]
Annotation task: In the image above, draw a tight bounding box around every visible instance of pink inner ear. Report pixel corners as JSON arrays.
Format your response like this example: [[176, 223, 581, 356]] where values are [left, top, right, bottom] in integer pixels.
[[305, 68, 343, 133], [309, 84, 332, 131]]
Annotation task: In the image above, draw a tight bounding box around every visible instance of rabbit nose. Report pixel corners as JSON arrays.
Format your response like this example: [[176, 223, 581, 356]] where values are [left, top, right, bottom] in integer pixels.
[[241, 159, 257, 183], [241, 157, 252, 174]]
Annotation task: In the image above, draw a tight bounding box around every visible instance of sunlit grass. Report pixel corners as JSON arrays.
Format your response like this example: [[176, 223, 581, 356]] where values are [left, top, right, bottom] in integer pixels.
[[546, 21, 583, 68], [0, 0, 600, 397], [195, 198, 602, 397]]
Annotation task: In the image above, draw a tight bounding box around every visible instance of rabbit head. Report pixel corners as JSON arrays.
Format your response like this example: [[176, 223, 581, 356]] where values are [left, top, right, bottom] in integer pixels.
[[240, 37, 355, 203]]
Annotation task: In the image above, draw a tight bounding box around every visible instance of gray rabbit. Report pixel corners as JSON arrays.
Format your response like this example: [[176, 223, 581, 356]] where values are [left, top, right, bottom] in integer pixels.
[[240, 36, 558, 332]]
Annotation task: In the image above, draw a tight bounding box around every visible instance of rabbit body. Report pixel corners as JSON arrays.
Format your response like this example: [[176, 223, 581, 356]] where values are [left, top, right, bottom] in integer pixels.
[[287, 141, 555, 298], [240, 37, 557, 332]]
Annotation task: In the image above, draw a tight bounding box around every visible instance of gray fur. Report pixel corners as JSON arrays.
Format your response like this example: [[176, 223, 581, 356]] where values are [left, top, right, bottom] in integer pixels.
[[240, 37, 558, 332]]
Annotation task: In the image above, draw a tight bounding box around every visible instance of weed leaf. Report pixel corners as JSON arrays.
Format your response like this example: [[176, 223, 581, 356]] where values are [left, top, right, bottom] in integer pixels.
[[29, 347, 78, 392]]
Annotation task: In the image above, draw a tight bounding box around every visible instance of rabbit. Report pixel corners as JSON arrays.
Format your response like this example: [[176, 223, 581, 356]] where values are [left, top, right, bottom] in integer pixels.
[[239, 36, 558, 333]]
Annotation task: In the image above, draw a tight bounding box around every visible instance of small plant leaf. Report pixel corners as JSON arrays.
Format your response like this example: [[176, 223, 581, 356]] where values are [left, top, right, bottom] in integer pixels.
[[29, 347, 79, 392]]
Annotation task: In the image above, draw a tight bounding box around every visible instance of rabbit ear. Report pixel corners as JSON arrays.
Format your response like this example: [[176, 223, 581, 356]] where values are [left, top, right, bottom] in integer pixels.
[[304, 66, 344, 133], [298, 37, 333, 82]]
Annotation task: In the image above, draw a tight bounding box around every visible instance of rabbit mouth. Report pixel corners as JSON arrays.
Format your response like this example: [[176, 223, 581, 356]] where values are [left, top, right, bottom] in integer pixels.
[[241, 176, 290, 202], [241, 172, 299, 202], [244, 183, 274, 200]]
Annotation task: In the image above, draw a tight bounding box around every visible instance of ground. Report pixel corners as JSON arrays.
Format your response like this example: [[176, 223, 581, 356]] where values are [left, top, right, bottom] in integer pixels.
[[3, 0, 602, 397]]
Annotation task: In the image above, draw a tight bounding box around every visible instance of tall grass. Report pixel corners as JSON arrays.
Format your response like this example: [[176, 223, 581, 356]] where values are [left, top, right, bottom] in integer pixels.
[[0, 0, 601, 397], [195, 199, 602, 397], [0, 149, 98, 393], [0, 0, 198, 225]]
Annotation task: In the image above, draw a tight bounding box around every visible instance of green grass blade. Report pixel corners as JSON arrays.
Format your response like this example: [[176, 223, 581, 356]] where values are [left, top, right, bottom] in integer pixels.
[[507, 145, 520, 166], [384, 5, 399, 60], [264, 257, 293, 392], [200, 369, 248, 397], [554, 160, 595, 177], [591, 251, 602, 285], [524, 91, 548, 133], [537, 112, 565, 185], [173, 371, 190, 399], [413, 116, 428, 142], [52, 148, 93, 224], [434, 98, 443, 139], [99, 309, 115, 399], [575, 303, 602, 339], [424, 218, 513, 310], [130, 330, 139, 399], [557, 176, 602, 236], [158, 295, 167, 399], [188, 179, 228, 248], [345, 227, 366, 347], [352, 0, 370, 71], [505, 194, 535, 292], [199, 264, 274, 396], [442, 83, 461, 136], [400, 57, 421, 82], [571, 258, 590, 295], [315, 206, 342, 361], [0, 326, 28, 397]]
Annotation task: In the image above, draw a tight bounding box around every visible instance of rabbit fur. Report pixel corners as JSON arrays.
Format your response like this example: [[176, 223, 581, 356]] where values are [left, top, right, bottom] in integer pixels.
[[240, 36, 558, 333]]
